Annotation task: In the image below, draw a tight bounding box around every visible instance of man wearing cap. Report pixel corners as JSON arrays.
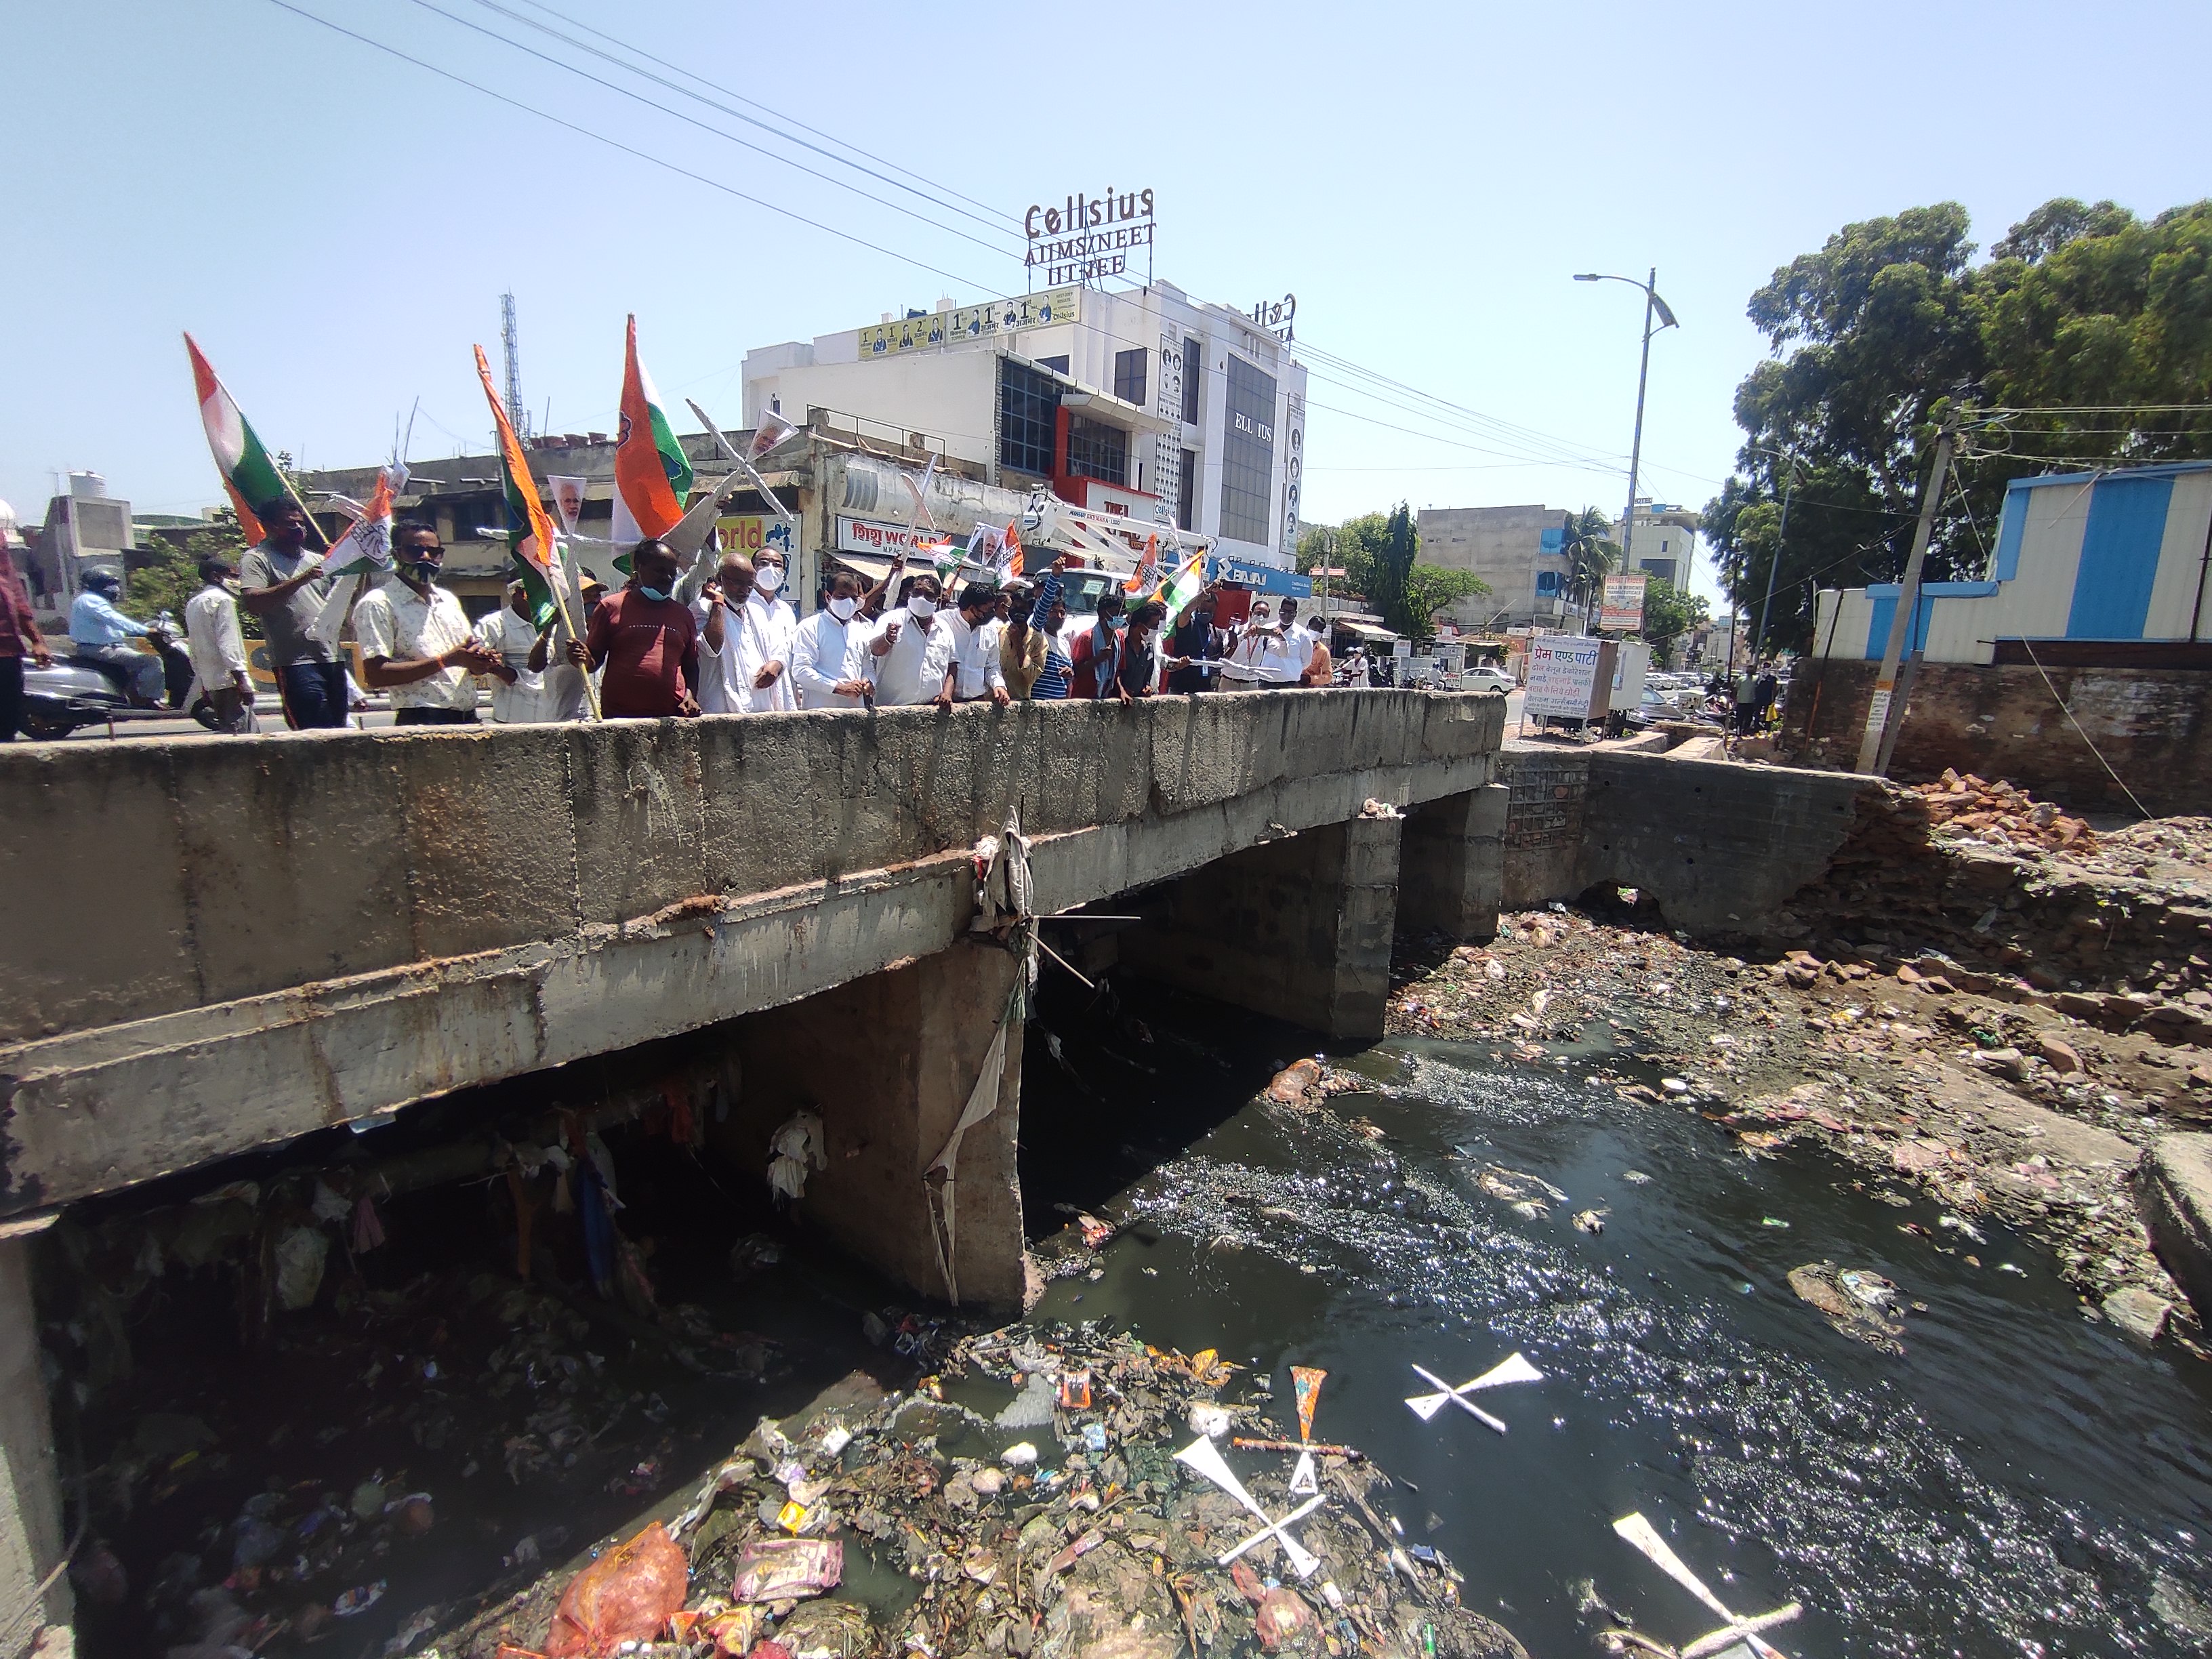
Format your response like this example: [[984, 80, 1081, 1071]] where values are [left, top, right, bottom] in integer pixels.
[[68, 569, 165, 705], [184, 554, 255, 733], [354, 522, 501, 725], [239, 496, 348, 729]]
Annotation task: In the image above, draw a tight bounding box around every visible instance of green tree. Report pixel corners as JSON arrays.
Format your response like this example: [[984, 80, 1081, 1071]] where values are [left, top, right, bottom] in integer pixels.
[[1403, 565, 1488, 630], [125, 508, 261, 635], [1301, 512, 1487, 634], [1298, 512, 1391, 602], [1704, 197, 2212, 652], [1635, 578, 1709, 668], [1558, 506, 1617, 626]]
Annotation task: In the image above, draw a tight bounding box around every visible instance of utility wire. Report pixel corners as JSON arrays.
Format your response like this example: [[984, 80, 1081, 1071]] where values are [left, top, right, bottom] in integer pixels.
[[501, 0, 1020, 232], [262, 0, 993, 291], [399, 0, 1022, 262]]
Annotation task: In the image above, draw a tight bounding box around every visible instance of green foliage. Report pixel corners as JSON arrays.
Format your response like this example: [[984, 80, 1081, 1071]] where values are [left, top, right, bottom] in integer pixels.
[[1559, 506, 1618, 625], [124, 509, 260, 636], [1303, 510, 1486, 636], [1404, 564, 1488, 629], [1706, 197, 2212, 652], [1635, 577, 1709, 668]]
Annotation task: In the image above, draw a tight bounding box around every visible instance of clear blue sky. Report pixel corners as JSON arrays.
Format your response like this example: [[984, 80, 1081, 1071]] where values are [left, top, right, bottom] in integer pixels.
[[9, 0, 2208, 607]]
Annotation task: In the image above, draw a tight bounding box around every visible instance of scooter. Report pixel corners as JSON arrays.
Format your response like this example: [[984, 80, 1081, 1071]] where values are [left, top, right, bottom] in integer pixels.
[[18, 615, 220, 740]]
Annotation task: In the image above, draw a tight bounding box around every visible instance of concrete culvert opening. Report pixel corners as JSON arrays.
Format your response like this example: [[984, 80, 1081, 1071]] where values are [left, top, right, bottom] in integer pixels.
[[1575, 880, 1669, 927], [31, 1020, 929, 1659]]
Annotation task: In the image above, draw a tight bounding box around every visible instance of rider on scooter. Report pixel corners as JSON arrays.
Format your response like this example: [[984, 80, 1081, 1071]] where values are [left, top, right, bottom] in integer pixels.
[[68, 571, 164, 706]]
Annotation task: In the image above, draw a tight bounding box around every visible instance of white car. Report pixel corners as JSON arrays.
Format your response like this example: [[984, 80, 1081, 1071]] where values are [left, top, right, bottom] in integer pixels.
[[1460, 665, 1517, 694]]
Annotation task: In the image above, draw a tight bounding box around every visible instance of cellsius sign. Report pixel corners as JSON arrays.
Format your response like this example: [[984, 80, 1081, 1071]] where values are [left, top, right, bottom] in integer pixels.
[[1025, 186, 1155, 286]]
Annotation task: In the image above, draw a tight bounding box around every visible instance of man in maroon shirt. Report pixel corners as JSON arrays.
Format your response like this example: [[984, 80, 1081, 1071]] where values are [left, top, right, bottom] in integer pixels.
[[574, 540, 700, 718], [0, 515, 54, 742]]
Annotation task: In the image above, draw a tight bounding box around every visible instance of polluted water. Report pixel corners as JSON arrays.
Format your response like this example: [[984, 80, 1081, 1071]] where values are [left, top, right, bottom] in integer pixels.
[[1015, 975, 2212, 1658]]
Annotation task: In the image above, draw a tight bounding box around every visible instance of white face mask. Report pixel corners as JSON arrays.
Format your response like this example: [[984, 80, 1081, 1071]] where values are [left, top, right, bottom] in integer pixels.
[[755, 565, 784, 595], [827, 596, 859, 622], [907, 594, 937, 620]]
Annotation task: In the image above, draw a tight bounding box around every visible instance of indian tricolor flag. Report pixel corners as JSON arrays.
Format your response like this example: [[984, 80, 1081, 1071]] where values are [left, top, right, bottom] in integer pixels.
[[473, 345, 569, 631], [612, 315, 693, 548], [185, 333, 291, 543], [1150, 550, 1208, 617]]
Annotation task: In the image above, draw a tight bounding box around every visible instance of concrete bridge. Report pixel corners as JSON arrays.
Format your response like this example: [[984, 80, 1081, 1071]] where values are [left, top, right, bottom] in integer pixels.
[[0, 691, 1505, 1637]]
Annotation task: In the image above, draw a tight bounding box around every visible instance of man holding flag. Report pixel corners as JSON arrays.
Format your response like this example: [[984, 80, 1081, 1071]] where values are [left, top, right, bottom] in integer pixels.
[[240, 497, 349, 729]]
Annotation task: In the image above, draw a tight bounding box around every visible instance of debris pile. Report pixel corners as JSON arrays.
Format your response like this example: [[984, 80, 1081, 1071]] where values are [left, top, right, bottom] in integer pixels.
[[1914, 770, 2095, 853], [450, 1325, 1534, 1659]]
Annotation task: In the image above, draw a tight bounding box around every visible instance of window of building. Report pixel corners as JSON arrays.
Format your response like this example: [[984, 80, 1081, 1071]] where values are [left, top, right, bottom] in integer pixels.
[[1217, 354, 1277, 544], [1535, 571, 1561, 595], [1067, 417, 1128, 486], [1036, 355, 1069, 375], [998, 359, 1059, 479], [1177, 449, 1197, 531], [1181, 337, 1202, 424], [1113, 348, 1147, 407]]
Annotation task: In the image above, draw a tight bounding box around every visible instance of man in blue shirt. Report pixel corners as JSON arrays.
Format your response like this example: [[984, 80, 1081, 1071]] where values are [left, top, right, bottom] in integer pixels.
[[68, 570, 163, 705]]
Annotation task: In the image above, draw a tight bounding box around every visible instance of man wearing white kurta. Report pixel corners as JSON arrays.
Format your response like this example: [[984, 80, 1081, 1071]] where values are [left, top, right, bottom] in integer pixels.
[[849, 574, 956, 706], [791, 566, 872, 710], [474, 581, 556, 723], [695, 553, 797, 714]]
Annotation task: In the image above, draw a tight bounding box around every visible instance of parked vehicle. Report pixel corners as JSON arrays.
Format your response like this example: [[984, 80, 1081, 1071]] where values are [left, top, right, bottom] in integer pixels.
[[1461, 665, 1517, 694]]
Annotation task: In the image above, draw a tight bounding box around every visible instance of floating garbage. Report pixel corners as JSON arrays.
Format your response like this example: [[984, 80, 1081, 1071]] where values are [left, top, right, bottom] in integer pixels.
[[332, 1581, 386, 1618], [1788, 1262, 1906, 1353], [1000, 1441, 1038, 1467], [1610, 1510, 1802, 1659], [1404, 1351, 1544, 1433], [1572, 1208, 1608, 1235], [1173, 1434, 1326, 1580], [1286, 1365, 1327, 1495], [1188, 1401, 1233, 1439]]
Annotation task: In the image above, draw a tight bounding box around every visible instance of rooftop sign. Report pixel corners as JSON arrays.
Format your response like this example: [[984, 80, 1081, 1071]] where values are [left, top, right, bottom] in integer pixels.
[[1025, 186, 1155, 286], [857, 287, 1083, 359]]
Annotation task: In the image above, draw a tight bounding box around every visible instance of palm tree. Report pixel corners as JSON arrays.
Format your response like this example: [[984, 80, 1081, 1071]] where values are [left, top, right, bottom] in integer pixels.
[[1558, 507, 1619, 631]]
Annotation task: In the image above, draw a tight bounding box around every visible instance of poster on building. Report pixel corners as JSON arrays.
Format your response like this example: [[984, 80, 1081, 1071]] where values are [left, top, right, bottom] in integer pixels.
[[1599, 573, 1647, 633], [836, 515, 941, 559], [857, 287, 1082, 359], [546, 476, 588, 535], [716, 515, 796, 559], [1524, 636, 1606, 718]]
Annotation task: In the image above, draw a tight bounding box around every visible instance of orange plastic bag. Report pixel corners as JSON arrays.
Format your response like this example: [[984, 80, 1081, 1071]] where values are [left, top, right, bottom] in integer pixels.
[[543, 1522, 689, 1658]]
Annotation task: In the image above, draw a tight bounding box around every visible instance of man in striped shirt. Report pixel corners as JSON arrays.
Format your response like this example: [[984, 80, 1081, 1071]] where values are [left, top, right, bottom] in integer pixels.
[[1021, 559, 1076, 700]]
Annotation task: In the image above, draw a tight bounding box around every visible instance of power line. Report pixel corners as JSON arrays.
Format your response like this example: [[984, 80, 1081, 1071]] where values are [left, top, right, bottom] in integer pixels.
[[262, 0, 994, 291], [500, 0, 1020, 233], [398, 0, 1023, 262]]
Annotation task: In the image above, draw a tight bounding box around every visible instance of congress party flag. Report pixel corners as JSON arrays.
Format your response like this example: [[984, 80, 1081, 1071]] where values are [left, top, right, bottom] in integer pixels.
[[184, 333, 291, 544], [612, 314, 694, 547], [1123, 533, 1160, 595], [998, 520, 1025, 583], [473, 345, 571, 632]]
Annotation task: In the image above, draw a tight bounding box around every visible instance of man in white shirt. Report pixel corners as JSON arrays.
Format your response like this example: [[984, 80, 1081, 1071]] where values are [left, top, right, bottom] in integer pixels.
[[696, 552, 798, 714], [741, 547, 798, 709], [790, 567, 873, 710], [473, 581, 556, 723], [850, 573, 956, 707], [1277, 598, 1315, 680], [183, 554, 255, 733], [948, 581, 1010, 704], [354, 523, 500, 724]]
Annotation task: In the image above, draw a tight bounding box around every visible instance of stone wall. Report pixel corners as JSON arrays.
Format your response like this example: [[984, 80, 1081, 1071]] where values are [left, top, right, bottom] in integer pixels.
[[1498, 750, 1589, 909], [1782, 657, 2212, 815]]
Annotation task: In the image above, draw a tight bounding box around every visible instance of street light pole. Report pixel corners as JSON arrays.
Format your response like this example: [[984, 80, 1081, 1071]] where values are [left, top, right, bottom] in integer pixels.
[[1574, 269, 1678, 634], [1753, 455, 1797, 663]]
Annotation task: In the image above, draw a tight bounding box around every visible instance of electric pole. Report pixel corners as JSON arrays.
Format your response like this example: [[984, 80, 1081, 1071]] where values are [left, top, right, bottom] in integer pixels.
[[1753, 456, 1797, 663], [1855, 410, 1961, 775]]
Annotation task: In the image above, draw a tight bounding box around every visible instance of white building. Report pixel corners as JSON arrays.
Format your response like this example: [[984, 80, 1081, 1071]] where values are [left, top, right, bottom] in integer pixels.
[[742, 281, 1307, 572], [1811, 461, 2212, 665], [1614, 499, 1701, 590]]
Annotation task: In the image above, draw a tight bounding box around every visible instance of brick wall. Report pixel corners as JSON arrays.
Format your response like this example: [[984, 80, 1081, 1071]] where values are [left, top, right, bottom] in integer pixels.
[[1782, 658, 2212, 816], [1498, 750, 1590, 908]]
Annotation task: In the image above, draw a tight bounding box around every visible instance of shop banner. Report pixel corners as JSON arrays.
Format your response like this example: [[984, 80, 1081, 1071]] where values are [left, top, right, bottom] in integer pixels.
[[1525, 636, 1606, 718], [1599, 573, 1647, 633]]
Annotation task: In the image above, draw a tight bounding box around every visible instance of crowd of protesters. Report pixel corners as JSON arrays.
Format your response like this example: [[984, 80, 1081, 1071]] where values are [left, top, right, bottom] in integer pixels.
[[0, 493, 1359, 738]]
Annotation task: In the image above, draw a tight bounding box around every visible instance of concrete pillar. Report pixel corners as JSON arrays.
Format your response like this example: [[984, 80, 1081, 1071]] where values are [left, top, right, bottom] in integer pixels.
[[1398, 783, 1507, 941], [1122, 817, 1402, 1041], [0, 1230, 70, 1650], [705, 942, 1027, 1312]]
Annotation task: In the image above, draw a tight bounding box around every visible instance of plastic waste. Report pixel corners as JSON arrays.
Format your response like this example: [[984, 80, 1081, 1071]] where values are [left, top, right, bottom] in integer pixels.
[[729, 1538, 842, 1604], [332, 1582, 386, 1618], [543, 1522, 689, 1657], [1187, 1402, 1232, 1439]]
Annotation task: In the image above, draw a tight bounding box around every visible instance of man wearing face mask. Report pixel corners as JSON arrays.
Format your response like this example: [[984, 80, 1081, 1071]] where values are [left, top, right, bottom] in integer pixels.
[[1068, 588, 1124, 700], [949, 581, 1010, 704], [850, 573, 956, 708], [575, 539, 701, 718], [744, 548, 798, 705], [695, 552, 790, 715], [791, 568, 874, 710], [354, 523, 501, 724], [184, 554, 255, 733]]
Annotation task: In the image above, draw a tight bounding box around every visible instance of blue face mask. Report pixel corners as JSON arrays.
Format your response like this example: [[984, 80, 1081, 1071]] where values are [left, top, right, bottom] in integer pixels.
[[638, 585, 670, 602]]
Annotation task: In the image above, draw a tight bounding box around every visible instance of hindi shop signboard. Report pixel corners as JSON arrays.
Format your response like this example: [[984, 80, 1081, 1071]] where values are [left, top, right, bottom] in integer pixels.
[[1599, 573, 1648, 633], [835, 516, 943, 559], [1524, 636, 1608, 719]]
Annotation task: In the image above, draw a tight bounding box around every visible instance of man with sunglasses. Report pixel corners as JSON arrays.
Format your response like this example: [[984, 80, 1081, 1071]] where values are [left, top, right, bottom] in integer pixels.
[[354, 522, 501, 725]]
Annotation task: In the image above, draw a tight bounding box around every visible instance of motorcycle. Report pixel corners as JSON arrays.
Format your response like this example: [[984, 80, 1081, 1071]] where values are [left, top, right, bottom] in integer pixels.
[[18, 614, 220, 740]]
